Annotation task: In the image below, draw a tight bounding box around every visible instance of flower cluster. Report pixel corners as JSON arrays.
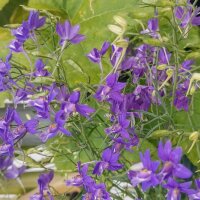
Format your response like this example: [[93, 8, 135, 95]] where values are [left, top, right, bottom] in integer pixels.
[[0, 1, 200, 199], [127, 140, 197, 199]]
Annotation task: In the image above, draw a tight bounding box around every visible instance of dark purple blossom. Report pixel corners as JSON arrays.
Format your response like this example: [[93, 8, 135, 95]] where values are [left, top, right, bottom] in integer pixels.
[[105, 113, 130, 139], [28, 11, 46, 31], [62, 91, 95, 118], [158, 140, 192, 180], [30, 171, 54, 200], [56, 20, 85, 46], [0, 53, 11, 76], [163, 178, 195, 200], [9, 40, 23, 53], [67, 162, 110, 200], [12, 21, 30, 42], [94, 73, 126, 102], [141, 18, 159, 38], [174, 80, 190, 111], [66, 162, 94, 187], [33, 59, 50, 77], [87, 41, 110, 64], [40, 110, 71, 142], [175, 6, 200, 28], [110, 44, 123, 67], [128, 149, 160, 191], [28, 97, 50, 119], [189, 179, 200, 200], [93, 148, 123, 175]]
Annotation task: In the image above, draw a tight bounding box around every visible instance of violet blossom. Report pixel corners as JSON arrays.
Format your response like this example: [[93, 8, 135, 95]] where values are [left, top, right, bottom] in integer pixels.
[[128, 149, 160, 191], [93, 148, 123, 176], [56, 20, 85, 46]]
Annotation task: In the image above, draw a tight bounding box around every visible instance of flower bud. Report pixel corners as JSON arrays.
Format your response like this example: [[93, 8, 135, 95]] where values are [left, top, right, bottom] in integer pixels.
[[189, 131, 199, 141], [108, 24, 124, 35], [113, 15, 127, 28], [157, 64, 167, 70]]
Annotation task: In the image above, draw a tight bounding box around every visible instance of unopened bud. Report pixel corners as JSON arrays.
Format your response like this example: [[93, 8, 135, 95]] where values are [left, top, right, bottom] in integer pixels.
[[108, 24, 124, 35], [189, 131, 199, 141], [113, 15, 127, 27], [166, 69, 173, 77], [157, 64, 167, 70]]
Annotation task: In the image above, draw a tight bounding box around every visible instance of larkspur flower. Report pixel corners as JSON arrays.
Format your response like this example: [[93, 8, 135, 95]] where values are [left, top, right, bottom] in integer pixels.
[[9, 40, 23, 53], [28, 97, 50, 119], [0, 53, 12, 76], [94, 73, 126, 102], [105, 113, 130, 139], [141, 18, 159, 38], [12, 21, 30, 42], [66, 162, 94, 187], [158, 140, 192, 179], [174, 80, 190, 111], [87, 41, 110, 64], [93, 148, 123, 176], [128, 149, 160, 191], [110, 44, 123, 67], [163, 178, 195, 200], [30, 171, 54, 200], [33, 59, 50, 77], [40, 110, 71, 142], [175, 5, 200, 28], [67, 162, 110, 200], [56, 20, 85, 46], [61, 91, 95, 118], [28, 11, 46, 31], [189, 179, 200, 200]]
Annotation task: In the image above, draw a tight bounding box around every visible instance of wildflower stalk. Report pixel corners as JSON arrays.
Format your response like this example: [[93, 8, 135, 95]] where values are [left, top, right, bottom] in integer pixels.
[[171, 6, 180, 115]]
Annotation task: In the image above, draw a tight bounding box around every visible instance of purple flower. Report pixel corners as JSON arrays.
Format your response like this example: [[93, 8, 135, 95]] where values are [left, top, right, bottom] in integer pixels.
[[174, 80, 190, 111], [105, 113, 130, 139], [94, 73, 126, 102], [113, 130, 139, 151], [110, 44, 123, 67], [175, 6, 200, 28], [189, 179, 200, 200], [30, 171, 54, 200], [14, 88, 29, 104], [67, 162, 110, 200], [130, 85, 154, 111], [12, 21, 30, 42], [40, 110, 71, 142], [62, 91, 95, 118], [12, 118, 39, 140], [128, 149, 160, 191], [9, 40, 23, 53], [56, 20, 85, 46], [33, 59, 50, 77], [4, 163, 25, 179], [28, 11, 46, 31], [66, 162, 94, 187], [0, 53, 12, 76], [86, 183, 111, 200], [158, 140, 192, 179], [28, 97, 50, 119], [141, 18, 159, 38], [163, 178, 195, 200], [87, 41, 110, 64], [93, 148, 123, 175]]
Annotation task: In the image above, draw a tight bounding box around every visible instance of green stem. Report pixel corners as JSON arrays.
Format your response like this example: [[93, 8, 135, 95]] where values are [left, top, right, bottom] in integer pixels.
[[171, 6, 180, 115]]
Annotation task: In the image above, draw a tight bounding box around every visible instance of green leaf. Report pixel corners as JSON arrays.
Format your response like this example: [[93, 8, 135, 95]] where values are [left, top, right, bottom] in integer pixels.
[[31, 76, 55, 85]]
